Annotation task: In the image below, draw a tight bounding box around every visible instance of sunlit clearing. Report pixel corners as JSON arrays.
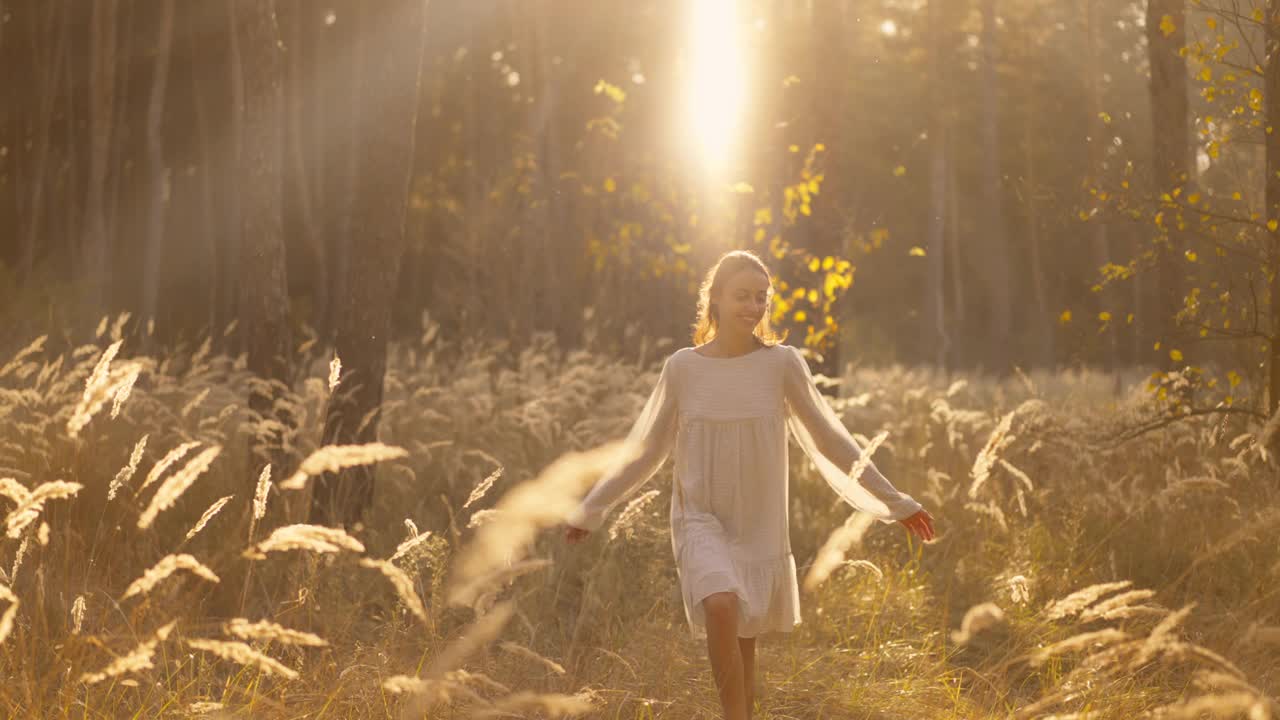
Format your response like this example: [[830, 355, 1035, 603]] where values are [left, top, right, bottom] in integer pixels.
[[880, 19, 898, 37], [686, 0, 746, 178]]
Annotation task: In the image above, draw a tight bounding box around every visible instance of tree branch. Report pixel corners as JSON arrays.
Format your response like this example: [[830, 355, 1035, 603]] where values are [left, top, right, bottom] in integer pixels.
[[1101, 404, 1267, 449]]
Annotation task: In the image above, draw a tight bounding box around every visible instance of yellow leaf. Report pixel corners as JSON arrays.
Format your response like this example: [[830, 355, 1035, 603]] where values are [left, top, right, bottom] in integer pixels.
[[1126, 313, 1134, 325], [808, 257, 821, 272], [793, 310, 807, 323], [1198, 67, 1212, 83], [1253, 8, 1264, 22], [603, 177, 617, 193], [1169, 349, 1184, 362], [729, 181, 754, 193], [1206, 16, 1217, 29], [789, 144, 800, 153], [1228, 370, 1241, 388], [1159, 14, 1176, 37], [823, 273, 840, 298], [821, 256, 834, 271], [1059, 310, 1072, 324], [1098, 111, 1112, 124], [592, 79, 627, 104], [893, 165, 907, 177], [908, 246, 926, 257], [1187, 192, 1201, 205], [1185, 250, 1198, 262], [1269, 219, 1278, 232], [1098, 311, 1112, 322]]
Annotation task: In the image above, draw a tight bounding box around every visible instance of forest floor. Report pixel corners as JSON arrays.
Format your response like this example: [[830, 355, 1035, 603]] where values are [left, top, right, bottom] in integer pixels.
[[0, 324, 1276, 719]]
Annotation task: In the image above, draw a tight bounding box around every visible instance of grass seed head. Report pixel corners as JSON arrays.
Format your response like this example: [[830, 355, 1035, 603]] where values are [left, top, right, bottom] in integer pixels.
[[121, 554, 221, 600]]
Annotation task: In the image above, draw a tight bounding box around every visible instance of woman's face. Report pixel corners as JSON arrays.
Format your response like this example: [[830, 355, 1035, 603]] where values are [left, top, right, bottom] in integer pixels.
[[715, 268, 771, 334]]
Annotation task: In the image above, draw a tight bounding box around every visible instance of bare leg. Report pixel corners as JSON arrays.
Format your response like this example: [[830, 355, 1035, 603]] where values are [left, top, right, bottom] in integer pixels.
[[702, 592, 748, 720], [738, 635, 756, 718]]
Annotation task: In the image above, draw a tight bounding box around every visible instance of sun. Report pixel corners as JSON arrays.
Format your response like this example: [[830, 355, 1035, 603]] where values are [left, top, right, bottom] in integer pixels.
[[685, 0, 746, 179]]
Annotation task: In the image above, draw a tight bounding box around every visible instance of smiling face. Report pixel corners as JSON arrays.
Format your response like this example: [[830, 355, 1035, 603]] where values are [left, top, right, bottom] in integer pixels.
[[714, 267, 772, 335]]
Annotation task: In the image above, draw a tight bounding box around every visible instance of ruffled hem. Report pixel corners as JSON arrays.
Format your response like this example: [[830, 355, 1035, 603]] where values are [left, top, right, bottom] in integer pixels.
[[679, 552, 801, 639]]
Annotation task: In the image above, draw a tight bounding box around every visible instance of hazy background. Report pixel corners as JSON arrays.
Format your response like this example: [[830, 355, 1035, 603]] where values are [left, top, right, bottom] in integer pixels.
[[2, 0, 1273, 397]]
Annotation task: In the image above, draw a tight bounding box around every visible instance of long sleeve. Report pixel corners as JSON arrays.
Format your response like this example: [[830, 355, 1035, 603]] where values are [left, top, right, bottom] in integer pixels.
[[782, 345, 922, 523], [566, 354, 679, 532]]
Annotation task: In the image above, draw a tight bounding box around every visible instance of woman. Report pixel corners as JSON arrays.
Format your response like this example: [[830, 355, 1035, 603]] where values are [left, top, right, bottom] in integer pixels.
[[563, 249, 936, 720]]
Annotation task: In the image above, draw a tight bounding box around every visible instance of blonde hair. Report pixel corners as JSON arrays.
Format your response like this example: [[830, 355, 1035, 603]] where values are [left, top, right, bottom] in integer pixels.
[[691, 250, 788, 347]]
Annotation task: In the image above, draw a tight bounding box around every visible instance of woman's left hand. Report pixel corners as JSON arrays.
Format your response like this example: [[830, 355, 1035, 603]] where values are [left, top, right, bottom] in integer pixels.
[[899, 509, 936, 542]]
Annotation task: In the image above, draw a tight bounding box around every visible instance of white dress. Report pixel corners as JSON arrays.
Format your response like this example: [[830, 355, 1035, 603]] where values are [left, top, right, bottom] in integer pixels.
[[567, 343, 923, 639]]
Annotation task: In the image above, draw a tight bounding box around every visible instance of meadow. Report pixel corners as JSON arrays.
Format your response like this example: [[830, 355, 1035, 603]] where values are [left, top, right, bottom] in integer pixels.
[[0, 314, 1276, 719]]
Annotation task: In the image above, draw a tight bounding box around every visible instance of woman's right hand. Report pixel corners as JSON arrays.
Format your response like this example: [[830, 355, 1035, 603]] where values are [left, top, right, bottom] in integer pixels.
[[564, 525, 590, 544]]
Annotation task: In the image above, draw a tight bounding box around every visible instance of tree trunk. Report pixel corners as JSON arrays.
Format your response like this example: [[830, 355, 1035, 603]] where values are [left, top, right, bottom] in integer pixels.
[[84, 0, 119, 322], [1266, 1, 1280, 415], [218, 0, 245, 345], [945, 125, 965, 366], [1084, 0, 1117, 373], [979, 0, 1011, 371], [1146, 0, 1190, 349], [463, 5, 485, 336], [188, 5, 218, 336], [924, 0, 950, 369], [1019, 25, 1052, 368], [310, 0, 429, 527], [285, 0, 326, 339], [18, 1, 69, 287], [318, 2, 356, 346], [233, 0, 293, 468], [141, 0, 174, 333]]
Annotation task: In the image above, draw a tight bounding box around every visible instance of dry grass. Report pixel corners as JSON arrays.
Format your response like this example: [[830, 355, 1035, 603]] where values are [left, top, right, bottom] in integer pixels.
[[0, 320, 1275, 717]]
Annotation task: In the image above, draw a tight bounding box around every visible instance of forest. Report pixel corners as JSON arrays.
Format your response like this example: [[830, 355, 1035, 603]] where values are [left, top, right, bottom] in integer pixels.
[[0, 0, 1277, 718]]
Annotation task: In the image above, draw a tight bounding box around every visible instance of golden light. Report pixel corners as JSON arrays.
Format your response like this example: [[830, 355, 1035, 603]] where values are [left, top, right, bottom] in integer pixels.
[[685, 0, 746, 178]]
